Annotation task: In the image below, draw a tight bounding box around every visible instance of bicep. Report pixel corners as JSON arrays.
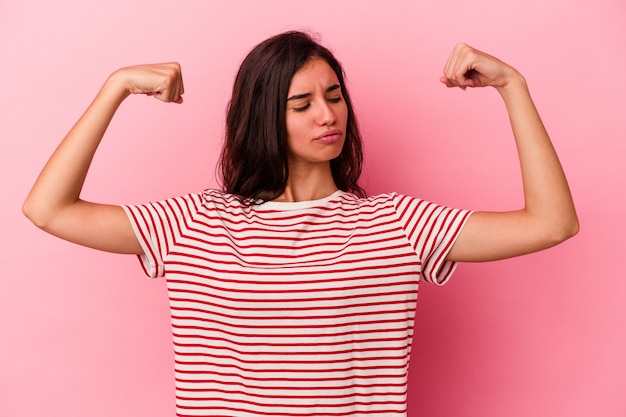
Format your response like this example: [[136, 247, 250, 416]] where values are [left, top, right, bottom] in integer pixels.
[[40, 201, 143, 254], [446, 210, 566, 262]]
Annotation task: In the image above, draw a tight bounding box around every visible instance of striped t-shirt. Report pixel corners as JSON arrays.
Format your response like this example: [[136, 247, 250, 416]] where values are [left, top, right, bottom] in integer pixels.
[[123, 190, 472, 417]]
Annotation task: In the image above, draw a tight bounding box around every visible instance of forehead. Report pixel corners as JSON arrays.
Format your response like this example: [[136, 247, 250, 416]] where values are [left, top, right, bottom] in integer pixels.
[[288, 58, 340, 92]]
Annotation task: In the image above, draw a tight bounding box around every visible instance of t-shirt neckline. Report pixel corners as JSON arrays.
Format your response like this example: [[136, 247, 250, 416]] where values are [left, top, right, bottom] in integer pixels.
[[259, 190, 346, 211]]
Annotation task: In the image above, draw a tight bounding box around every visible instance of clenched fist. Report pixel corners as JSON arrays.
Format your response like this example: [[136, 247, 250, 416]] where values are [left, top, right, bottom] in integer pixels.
[[440, 43, 522, 91], [109, 62, 185, 103]]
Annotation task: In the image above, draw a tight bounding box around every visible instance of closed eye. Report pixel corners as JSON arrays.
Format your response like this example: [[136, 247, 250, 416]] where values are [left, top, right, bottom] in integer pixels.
[[288, 84, 343, 111], [293, 103, 311, 112]]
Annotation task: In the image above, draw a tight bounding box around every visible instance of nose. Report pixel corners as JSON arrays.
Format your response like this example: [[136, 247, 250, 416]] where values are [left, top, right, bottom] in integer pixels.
[[317, 100, 336, 126]]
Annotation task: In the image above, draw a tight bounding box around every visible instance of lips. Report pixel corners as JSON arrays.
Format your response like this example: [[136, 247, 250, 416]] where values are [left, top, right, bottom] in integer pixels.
[[314, 129, 343, 143]]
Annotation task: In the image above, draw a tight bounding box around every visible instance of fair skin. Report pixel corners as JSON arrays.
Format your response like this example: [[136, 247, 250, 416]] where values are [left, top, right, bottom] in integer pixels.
[[22, 44, 578, 262], [276, 58, 347, 202], [441, 44, 578, 261]]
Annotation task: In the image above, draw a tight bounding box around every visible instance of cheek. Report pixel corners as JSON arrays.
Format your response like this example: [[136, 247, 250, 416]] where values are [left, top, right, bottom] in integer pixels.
[[286, 116, 305, 140], [285, 116, 311, 151], [339, 105, 349, 128], [285, 112, 298, 134]]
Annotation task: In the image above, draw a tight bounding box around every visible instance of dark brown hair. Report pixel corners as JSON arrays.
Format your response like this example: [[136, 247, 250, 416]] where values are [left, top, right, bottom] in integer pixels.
[[219, 31, 365, 203]]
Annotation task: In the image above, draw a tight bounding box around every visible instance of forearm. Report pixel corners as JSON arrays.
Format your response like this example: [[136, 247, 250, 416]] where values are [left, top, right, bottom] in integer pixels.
[[23, 74, 129, 227], [497, 75, 579, 239], [442, 44, 578, 262]]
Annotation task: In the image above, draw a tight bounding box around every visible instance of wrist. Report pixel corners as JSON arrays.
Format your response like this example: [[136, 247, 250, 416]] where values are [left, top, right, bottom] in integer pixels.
[[496, 70, 528, 97], [103, 69, 133, 101]]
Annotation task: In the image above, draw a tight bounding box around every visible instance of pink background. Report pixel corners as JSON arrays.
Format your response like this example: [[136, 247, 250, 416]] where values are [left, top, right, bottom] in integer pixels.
[[2, 1, 625, 416]]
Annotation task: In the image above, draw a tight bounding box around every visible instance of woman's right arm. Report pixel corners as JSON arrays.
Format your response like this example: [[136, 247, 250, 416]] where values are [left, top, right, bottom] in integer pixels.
[[22, 63, 184, 254]]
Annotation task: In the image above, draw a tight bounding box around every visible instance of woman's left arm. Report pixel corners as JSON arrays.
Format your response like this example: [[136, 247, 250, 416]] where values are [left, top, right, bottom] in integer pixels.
[[441, 44, 579, 262]]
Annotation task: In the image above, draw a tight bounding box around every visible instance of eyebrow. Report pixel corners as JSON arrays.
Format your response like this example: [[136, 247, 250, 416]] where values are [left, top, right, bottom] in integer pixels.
[[287, 84, 341, 101]]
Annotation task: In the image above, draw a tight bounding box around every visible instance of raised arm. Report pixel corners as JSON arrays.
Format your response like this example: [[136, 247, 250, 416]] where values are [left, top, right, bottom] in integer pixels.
[[440, 44, 579, 262], [22, 63, 184, 254]]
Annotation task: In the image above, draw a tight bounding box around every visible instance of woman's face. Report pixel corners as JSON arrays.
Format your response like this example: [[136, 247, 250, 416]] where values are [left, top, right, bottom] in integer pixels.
[[285, 58, 348, 167]]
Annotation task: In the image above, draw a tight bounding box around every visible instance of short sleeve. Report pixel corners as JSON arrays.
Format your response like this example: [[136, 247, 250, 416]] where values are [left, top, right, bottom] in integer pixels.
[[391, 193, 473, 285], [123, 193, 202, 278]]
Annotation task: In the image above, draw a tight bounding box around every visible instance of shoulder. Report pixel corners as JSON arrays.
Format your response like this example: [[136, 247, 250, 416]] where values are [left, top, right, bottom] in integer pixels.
[[130, 189, 240, 217], [340, 191, 423, 209], [199, 189, 270, 219], [200, 189, 241, 206], [349, 192, 465, 226]]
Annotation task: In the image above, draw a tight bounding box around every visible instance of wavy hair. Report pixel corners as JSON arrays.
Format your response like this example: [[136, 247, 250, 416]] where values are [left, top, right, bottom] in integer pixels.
[[219, 31, 365, 203]]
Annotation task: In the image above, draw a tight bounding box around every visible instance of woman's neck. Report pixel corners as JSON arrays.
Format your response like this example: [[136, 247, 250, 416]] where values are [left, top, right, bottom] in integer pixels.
[[273, 162, 338, 202]]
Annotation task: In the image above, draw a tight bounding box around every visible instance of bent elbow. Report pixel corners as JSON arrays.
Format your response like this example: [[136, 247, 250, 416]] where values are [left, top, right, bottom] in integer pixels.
[[23, 199, 41, 228], [567, 217, 580, 239], [22, 198, 52, 231], [564, 219, 580, 241], [548, 216, 580, 246]]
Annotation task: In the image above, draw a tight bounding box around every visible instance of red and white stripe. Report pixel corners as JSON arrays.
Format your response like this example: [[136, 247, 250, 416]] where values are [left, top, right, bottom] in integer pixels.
[[124, 190, 471, 416]]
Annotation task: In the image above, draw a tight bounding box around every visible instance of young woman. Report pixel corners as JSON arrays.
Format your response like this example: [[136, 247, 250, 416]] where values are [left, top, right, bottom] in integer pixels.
[[23, 31, 578, 417]]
